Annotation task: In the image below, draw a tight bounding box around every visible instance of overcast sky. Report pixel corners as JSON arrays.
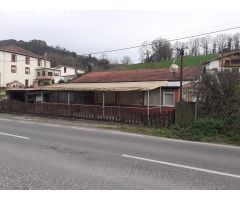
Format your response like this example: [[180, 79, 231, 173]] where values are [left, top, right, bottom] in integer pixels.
[[0, 8, 240, 63]]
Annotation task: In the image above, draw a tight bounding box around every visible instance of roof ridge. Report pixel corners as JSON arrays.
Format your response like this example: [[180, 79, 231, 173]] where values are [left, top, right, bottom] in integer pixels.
[[0, 44, 43, 59]]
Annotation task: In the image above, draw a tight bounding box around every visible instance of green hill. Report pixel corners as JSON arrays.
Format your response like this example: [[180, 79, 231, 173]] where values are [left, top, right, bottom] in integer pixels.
[[128, 54, 219, 70]]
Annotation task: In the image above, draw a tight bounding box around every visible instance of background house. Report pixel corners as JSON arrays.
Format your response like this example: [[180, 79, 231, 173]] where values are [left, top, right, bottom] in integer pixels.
[[0, 45, 51, 88], [53, 65, 85, 83], [203, 50, 240, 73]]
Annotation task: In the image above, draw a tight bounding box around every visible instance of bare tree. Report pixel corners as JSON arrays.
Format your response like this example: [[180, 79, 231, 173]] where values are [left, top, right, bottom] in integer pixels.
[[188, 38, 200, 56], [233, 33, 240, 50], [216, 34, 227, 53], [121, 56, 132, 66], [226, 34, 233, 51], [139, 41, 152, 63], [211, 37, 218, 54], [200, 36, 211, 55]]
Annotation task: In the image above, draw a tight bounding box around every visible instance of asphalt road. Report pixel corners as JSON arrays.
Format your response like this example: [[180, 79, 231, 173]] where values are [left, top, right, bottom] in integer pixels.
[[0, 116, 240, 189]]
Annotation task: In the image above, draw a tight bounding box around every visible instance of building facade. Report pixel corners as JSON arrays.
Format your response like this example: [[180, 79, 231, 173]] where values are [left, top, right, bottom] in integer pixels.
[[53, 65, 84, 82], [204, 51, 240, 73], [0, 45, 51, 88]]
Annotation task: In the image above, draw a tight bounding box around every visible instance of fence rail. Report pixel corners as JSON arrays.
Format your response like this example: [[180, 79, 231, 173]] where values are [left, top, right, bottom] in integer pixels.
[[0, 101, 175, 127]]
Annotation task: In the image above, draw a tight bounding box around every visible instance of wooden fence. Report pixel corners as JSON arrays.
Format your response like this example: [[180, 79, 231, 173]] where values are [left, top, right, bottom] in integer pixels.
[[0, 101, 175, 127]]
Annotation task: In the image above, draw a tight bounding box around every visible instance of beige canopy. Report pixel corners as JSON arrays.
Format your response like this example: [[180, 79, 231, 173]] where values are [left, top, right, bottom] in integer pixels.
[[38, 81, 168, 92]]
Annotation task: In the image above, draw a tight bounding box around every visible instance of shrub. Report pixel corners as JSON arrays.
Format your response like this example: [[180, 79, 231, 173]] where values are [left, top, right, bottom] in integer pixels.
[[191, 117, 228, 136]]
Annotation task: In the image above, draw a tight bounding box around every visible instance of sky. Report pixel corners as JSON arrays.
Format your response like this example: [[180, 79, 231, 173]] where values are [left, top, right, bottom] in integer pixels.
[[0, 0, 240, 63]]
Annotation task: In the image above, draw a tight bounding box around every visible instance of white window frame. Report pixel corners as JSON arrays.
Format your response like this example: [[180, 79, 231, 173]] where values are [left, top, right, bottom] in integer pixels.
[[25, 67, 30, 75], [11, 65, 17, 73], [163, 91, 175, 107]]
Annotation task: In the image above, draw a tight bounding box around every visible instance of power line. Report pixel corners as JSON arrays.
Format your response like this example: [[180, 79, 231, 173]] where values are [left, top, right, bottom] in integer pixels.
[[83, 21, 240, 51], [82, 26, 240, 56]]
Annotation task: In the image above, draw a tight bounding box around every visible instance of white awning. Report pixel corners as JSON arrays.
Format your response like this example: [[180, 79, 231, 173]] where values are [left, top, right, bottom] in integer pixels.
[[39, 81, 168, 92]]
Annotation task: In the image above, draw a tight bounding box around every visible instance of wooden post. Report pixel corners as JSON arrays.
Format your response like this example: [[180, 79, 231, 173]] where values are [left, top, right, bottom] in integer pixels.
[[67, 91, 70, 105], [24, 91, 28, 104], [147, 90, 150, 116], [40, 91, 43, 103], [102, 92, 105, 117], [159, 87, 162, 112], [147, 90, 150, 125]]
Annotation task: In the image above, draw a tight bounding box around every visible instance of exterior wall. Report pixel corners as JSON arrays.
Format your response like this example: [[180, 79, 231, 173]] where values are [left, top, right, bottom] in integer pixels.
[[59, 66, 76, 78], [0, 51, 51, 87], [205, 60, 220, 71]]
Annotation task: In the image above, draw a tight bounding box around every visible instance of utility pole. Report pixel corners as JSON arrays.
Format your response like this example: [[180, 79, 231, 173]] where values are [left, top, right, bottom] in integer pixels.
[[88, 54, 92, 72], [179, 48, 184, 103]]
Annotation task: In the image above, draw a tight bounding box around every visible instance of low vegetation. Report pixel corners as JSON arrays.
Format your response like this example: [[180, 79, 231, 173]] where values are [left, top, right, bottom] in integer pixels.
[[128, 54, 219, 70]]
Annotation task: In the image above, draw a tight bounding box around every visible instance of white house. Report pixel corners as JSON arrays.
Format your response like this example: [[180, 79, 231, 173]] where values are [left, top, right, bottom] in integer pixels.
[[203, 51, 240, 73], [53, 65, 84, 82], [0, 45, 51, 88]]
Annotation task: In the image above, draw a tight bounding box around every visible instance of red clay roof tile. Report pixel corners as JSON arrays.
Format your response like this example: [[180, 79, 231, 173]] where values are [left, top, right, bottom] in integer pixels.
[[72, 67, 200, 83]]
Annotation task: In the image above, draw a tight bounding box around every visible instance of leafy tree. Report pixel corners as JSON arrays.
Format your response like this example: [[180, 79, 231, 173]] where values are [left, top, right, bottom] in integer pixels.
[[197, 70, 240, 118], [151, 38, 172, 62]]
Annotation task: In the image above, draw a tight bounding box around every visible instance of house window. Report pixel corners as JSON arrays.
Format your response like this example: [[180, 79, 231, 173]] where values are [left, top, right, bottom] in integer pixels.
[[11, 54, 17, 62], [42, 71, 46, 76], [48, 71, 53, 76], [96, 92, 116, 105], [25, 67, 30, 74], [11, 65, 17, 73], [224, 60, 230, 66], [119, 91, 143, 105], [37, 71, 41, 76], [38, 59, 42, 66], [25, 79, 29, 87], [54, 71, 60, 76], [25, 56, 30, 64], [64, 67, 66, 73], [163, 92, 175, 107], [232, 67, 239, 73]]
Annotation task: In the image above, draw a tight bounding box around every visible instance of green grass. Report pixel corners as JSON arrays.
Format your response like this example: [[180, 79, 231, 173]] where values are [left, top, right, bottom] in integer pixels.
[[128, 54, 219, 70], [98, 122, 240, 146]]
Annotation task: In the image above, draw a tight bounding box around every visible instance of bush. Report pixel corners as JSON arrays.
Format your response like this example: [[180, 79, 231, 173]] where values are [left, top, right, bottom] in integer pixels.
[[191, 117, 228, 136]]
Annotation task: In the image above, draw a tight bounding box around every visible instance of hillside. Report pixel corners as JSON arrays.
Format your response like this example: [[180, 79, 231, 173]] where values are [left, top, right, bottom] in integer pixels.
[[0, 39, 97, 69], [128, 54, 219, 69]]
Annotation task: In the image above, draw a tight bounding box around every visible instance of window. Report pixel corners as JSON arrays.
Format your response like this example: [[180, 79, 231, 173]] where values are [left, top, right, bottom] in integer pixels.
[[232, 67, 239, 73], [224, 60, 230, 66], [163, 92, 175, 107], [11, 65, 17, 73], [48, 71, 53, 76], [25, 79, 29, 87], [96, 92, 116, 104], [64, 67, 67, 73], [54, 71, 60, 76], [38, 59, 42, 66], [231, 59, 240, 65], [25, 67, 30, 74], [144, 89, 161, 106], [11, 54, 17, 62], [119, 91, 143, 105], [25, 56, 30, 64], [42, 71, 46, 76], [37, 71, 41, 76]]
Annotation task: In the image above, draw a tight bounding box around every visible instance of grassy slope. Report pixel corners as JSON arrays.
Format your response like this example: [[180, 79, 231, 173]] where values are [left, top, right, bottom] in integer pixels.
[[128, 54, 219, 69]]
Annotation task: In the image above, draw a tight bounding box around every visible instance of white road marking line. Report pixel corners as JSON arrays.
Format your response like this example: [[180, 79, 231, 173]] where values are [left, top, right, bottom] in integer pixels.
[[122, 154, 240, 179], [0, 132, 30, 140], [112, 131, 144, 137], [70, 127, 96, 131]]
